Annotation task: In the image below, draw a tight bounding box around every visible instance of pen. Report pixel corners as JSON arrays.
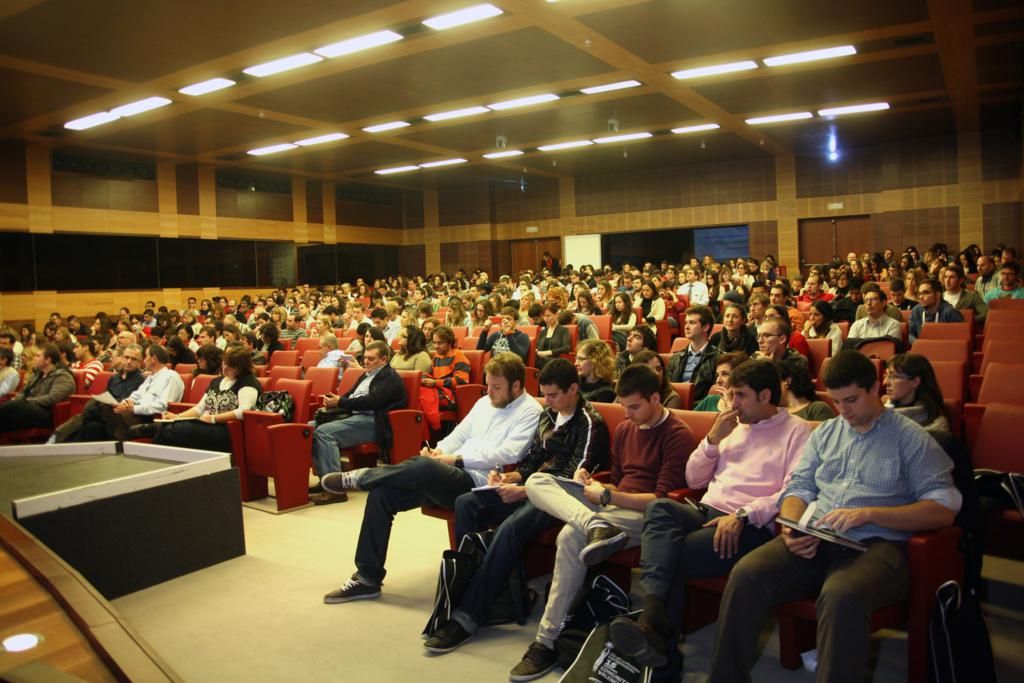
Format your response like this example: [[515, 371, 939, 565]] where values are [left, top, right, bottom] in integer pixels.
[[684, 497, 706, 514]]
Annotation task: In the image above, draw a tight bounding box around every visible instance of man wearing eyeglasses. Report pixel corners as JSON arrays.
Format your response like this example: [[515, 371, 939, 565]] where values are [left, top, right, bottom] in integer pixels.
[[754, 318, 802, 364], [908, 278, 963, 345], [848, 288, 901, 341], [52, 343, 147, 443]]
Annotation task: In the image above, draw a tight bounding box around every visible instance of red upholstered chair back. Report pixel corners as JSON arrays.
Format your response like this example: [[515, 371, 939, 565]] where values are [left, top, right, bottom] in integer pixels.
[[972, 403, 1024, 473], [670, 409, 717, 444], [188, 374, 216, 404], [396, 370, 422, 411], [303, 366, 339, 398], [910, 339, 968, 363], [269, 365, 302, 383], [268, 350, 298, 369], [455, 384, 487, 422]]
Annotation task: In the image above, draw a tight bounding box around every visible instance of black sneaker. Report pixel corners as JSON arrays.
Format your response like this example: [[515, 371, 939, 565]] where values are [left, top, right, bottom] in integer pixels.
[[424, 620, 472, 654], [509, 642, 558, 681], [609, 616, 668, 668], [323, 574, 380, 604], [578, 522, 628, 566]]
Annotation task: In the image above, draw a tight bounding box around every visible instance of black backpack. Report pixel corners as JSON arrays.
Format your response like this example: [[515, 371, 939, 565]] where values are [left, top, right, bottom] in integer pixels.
[[928, 580, 998, 683], [555, 574, 632, 669], [422, 530, 536, 637]]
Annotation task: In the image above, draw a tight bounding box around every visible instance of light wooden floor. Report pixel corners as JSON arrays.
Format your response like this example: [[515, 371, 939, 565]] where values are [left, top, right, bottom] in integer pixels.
[[112, 493, 1024, 683]]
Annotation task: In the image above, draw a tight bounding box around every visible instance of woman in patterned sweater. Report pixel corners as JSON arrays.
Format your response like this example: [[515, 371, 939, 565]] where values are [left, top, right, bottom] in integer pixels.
[[155, 346, 261, 453]]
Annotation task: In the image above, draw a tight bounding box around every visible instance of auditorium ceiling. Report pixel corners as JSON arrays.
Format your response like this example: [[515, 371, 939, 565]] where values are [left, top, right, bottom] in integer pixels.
[[0, 0, 1020, 189]]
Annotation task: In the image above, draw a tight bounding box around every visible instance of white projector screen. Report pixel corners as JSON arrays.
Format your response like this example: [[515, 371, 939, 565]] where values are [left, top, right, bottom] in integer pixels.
[[564, 234, 603, 270]]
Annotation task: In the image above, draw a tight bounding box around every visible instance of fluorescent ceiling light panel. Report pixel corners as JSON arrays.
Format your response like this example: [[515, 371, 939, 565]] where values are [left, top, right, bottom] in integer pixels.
[[179, 78, 236, 96], [745, 111, 813, 125], [423, 4, 503, 30], [419, 158, 467, 168], [423, 105, 489, 121], [672, 60, 757, 80], [482, 149, 524, 159], [295, 132, 349, 146], [672, 123, 721, 134], [315, 30, 403, 58], [538, 140, 593, 151], [487, 93, 559, 110], [375, 165, 420, 175], [64, 111, 121, 130], [363, 121, 411, 133], [247, 143, 298, 156], [244, 52, 323, 77], [818, 102, 890, 117], [763, 45, 856, 67], [593, 132, 652, 144], [110, 96, 172, 117], [580, 80, 642, 95]]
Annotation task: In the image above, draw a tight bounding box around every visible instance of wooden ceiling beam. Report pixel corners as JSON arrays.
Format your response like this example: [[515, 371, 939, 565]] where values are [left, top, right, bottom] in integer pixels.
[[927, 0, 979, 131]]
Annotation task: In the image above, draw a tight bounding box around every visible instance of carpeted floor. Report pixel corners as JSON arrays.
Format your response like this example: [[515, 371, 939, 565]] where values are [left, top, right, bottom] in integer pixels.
[[113, 492, 1024, 683]]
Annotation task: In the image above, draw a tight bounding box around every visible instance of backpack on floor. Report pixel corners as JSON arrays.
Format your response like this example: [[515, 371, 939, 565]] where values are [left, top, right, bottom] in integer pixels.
[[422, 529, 536, 638], [927, 579, 997, 683], [254, 390, 295, 422], [555, 573, 632, 669], [559, 612, 652, 683]]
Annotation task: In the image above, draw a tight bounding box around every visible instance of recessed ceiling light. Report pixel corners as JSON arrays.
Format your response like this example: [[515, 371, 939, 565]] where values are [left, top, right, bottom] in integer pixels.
[[818, 102, 890, 117], [482, 149, 524, 159], [2, 634, 42, 653], [179, 78, 236, 96], [375, 165, 420, 175], [295, 132, 350, 146], [423, 106, 490, 122], [244, 52, 323, 77], [593, 132, 652, 144], [109, 97, 172, 117], [580, 80, 642, 95], [671, 60, 758, 80], [672, 123, 721, 134], [763, 45, 856, 67], [538, 140, 593, 151], [247, 143, 299, 156], [64, 111, 121, 130], [363, 121, 411, 133], [419, 158, 468, 168], [487, 93, 559, 111], [315, 30, 403, 58], [745, 112, 814, 125], [423, 4, 503, 30]]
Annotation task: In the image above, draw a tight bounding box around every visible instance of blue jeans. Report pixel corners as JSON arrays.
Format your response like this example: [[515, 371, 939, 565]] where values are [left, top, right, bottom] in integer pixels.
[[311, 413, 376, 476], [354, 456, 474, 586], [451, 493, 558, 632]]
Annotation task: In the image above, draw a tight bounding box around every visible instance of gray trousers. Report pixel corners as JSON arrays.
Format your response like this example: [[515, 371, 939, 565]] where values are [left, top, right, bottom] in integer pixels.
[[524, 473, 646, 648]]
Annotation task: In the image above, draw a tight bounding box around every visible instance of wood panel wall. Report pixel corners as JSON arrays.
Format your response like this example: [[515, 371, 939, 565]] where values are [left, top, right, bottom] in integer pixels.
[[0, 128, 1021, 330]]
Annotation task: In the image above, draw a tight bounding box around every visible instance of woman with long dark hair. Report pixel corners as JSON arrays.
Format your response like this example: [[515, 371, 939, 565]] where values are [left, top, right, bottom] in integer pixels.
[[710, 301, 758, 356], [391, 326, 432, 373], [610, 293, 637, 351], [884, 353, 950, 440]]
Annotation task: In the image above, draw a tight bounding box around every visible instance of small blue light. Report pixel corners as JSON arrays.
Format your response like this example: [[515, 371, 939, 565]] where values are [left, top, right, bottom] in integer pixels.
[[828, 151, 839, 162]]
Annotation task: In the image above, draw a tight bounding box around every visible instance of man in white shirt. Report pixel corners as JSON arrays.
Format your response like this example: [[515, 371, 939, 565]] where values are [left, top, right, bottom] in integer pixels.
[[848, 289, 902, 341], [319, 353, 542, 604], [677, 268, 709, 305], [70, 344, 184, 441]]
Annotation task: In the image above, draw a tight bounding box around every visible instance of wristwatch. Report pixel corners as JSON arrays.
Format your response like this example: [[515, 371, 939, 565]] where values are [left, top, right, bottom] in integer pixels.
[[599, 488, 612, 507], [735, 507, 749, 525]]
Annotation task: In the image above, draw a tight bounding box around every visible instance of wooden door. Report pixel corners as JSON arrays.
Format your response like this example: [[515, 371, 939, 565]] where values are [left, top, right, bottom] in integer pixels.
[[510, 237, 561, 275], [798, 216, 873, 268]]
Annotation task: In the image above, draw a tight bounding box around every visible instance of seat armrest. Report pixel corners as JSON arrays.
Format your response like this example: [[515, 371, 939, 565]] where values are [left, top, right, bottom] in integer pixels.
[[963, 403, 985, 450], [167, 402, 196, 413], [906, 527, 962, 631]]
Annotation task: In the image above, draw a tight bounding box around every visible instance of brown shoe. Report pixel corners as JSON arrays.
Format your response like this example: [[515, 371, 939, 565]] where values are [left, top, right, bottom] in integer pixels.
[[310, 491, 348, 505]]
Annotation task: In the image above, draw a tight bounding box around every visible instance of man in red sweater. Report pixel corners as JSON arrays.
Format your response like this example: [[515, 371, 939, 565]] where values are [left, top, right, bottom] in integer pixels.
[[507, 364, 694, 681]]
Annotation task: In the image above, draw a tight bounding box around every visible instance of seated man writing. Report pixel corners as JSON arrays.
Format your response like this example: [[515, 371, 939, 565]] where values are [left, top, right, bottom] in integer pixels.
[[52, 343, 147, 443], [609, 359, 811, 679], [508, 364, 694, 681], [424, 358, 609, 653], [319, 353, 541, 604], [708, 350, 961, 683]]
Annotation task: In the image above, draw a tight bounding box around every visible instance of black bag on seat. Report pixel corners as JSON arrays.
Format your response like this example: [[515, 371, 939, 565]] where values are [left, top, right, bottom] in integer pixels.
[[927, 579, 997, 683]]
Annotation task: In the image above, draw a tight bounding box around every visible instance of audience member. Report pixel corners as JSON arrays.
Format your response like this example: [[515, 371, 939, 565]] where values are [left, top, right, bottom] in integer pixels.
[[0, 347, 18, 396], [692, 352, 747, 412], [667, 305, 720, 402], [478, 307, 530, 362], [633, 350, 683, 409], [507, 365, 692, 680], [573, 339, 617, 403], [609, 360, 811, 678], [711, 301, 758, 356], [941, 264, 987, 322], [983, 261, 1024, 302], [777, 354, 835, 422], [70, 337, 104, 389], [319, 353, 541, 603], [973, 255, 999, 300], [0, 344, 74, 433], [534, 304, 570, 369], [884, 353, 951, 442], [390, 326, 432, 373], [421, 326, 470, 430], [151, 345, 261, 451], [615, 325, 656, 376], [802, 300, 843, 358], [848, 287, 901, 341], [309, 340, 407, 505], [908, 278, 964, 344]]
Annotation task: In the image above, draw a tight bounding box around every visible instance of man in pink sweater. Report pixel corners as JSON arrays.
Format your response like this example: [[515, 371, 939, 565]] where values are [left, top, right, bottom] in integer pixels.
[[608, 358, 812, 680]]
